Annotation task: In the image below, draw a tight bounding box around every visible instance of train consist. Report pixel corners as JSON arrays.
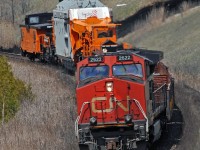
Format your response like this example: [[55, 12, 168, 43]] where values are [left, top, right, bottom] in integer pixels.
[[20, 0, 123, 71], [76, 49, 174, 149], [19, 0, 175, 149]]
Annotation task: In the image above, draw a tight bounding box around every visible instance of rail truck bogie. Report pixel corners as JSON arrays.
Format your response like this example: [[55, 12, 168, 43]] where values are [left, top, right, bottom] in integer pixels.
[[75, 49, 175, 149]]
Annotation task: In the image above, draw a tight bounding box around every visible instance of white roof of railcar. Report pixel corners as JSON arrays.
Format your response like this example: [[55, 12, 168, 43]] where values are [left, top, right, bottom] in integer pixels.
[[56, 0, 105, 12]]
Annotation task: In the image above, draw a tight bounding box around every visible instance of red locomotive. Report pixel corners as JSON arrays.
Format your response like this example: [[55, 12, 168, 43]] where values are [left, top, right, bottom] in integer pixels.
[[75, 49, 174, 149]]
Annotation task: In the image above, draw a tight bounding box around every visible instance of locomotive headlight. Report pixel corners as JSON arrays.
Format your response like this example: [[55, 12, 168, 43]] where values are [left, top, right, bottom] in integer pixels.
[[103, 48, 107, 53], [90, 117, 97, 126], [124, 114, 132, 124], [106, 82, 113, 92]]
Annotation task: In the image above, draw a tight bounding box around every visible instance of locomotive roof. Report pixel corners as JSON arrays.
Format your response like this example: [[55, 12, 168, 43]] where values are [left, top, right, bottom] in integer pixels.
[[98, 49, 163, 65], [25, 13, 53, 18], [20, 23, 52, 29], [20, 13, 53, 27], [55, 0, 105, 12], [133, 48, 164, 64]]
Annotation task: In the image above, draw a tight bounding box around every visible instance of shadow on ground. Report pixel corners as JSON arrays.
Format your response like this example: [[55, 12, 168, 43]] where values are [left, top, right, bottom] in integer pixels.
[[151, 104, 183, 150]]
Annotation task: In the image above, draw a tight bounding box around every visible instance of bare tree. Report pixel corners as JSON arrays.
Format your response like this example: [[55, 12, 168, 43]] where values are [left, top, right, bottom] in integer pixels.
[[11, 0, 15, 24], [21, 0, 30, 14], [0, 5, 2, 20], [21, 0, 25, 14]]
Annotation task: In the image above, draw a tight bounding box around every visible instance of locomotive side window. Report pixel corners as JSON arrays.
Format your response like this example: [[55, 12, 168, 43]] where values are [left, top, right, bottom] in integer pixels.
[[80, 66, 109, 81], [112, 64, 143, 78], [145, 62, 151, 78], [97, 28, 113, 38], [40, 16, 52, 24], [29, 16, 39, 24]]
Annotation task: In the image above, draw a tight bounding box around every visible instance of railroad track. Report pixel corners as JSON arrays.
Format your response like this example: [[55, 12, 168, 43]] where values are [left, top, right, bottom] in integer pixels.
[[0, 50, 73, 76], [0, 51, 26, 61], [0, 51, 49, 64]]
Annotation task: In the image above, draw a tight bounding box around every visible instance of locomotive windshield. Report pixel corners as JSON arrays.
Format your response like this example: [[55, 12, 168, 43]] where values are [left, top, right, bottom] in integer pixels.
[[80, 66, 109, 81], [29, 16, 39, 24], [113, 64, 143, 78], [97, 28, 113, 38]]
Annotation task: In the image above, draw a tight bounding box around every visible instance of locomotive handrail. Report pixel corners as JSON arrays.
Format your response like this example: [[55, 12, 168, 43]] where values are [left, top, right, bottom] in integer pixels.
[[75, 102, 90, 139], [153, 83, 166, 94], [133, 99, 149, 138]]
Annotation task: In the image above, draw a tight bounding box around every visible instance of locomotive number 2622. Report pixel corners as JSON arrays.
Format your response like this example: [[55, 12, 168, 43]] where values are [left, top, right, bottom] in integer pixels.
[[117, 55, 132, 61]]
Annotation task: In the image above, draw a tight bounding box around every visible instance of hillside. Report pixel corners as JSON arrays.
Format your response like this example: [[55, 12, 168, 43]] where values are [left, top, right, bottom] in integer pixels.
[[123, 6, 200, 91], [121, 6, 200, 150], [101, 0, 169, 21], [0, 0, 173, 49], [0, 0, 200, 150], [0, 60, 78, 149]]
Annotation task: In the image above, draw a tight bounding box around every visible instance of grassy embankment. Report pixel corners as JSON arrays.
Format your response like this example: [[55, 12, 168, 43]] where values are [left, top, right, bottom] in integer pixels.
[[0, 56, 32, 123], [101, 0, 170, 21], [1, 0, 200, 149], [123, 6, 200, 91], [121, 6, 200, 150], [0, 60, 77, 149]]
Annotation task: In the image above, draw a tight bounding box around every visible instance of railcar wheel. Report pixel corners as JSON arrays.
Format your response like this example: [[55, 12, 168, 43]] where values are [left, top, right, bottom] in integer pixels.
[[79, 144, 89, 150], [136, 142, 149, 150], [21, 50, 26, 57], [79, 144, 102, 150], [39, 55, 45, 63], [53, 55, 58, 64], [28, 54, 35, 61], [98, 146, 106, 150]]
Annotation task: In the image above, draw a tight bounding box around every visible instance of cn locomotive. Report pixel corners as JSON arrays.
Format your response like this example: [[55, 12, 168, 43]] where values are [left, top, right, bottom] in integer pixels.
[[75, 48, 174, 149], [19, 1, 175, 149]]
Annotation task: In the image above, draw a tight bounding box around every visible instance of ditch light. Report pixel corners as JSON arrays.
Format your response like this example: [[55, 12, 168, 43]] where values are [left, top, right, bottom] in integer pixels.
[[90, 117, 97, 126], [124, 114, 132, 124]]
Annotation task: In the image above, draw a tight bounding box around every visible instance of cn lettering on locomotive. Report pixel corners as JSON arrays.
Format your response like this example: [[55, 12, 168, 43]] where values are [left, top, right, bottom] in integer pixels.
[[91, 96, 130, 113]]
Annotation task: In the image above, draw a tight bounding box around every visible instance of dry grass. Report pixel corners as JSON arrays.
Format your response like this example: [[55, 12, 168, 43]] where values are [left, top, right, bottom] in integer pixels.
[[180, 1, 192, 13], [29, 0, 57, 14], [0, 60, 78, 150], [175, 83, 200, 150], [118, 6, 166, 44], [101, 0, 168, 21], [0, 21, 19, 49]]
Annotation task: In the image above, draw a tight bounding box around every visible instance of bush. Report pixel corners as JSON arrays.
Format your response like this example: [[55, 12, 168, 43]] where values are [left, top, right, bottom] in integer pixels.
[[0, 56, 32, 122]]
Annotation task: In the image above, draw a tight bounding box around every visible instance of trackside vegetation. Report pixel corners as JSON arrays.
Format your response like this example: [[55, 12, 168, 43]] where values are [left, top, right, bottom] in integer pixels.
[[0, 56, 33, 123]]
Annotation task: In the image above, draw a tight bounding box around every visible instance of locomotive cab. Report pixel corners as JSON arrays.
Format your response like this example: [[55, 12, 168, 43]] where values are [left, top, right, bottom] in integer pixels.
[[76, 49, 174, 150], [20, 13, 54, 61]]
